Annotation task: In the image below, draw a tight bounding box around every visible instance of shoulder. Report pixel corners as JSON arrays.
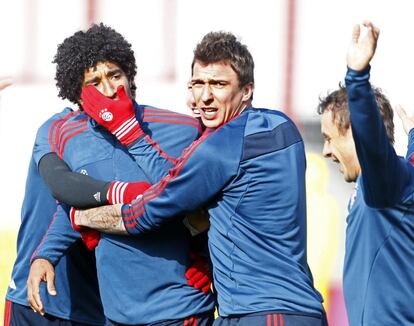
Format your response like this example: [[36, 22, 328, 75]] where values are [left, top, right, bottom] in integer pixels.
[[38, 108, 75, 132], [242, 108, 299, 136], [36, 107, 77, 142], [137, 104, 201, 155], [240, 108, 303, 161], [53, 111, 92, 138], [139, 104, 203, 135]]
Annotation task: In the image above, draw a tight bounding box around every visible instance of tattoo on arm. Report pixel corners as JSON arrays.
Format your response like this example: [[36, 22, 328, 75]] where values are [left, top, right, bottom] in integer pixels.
[[75, 204, 127, 235]]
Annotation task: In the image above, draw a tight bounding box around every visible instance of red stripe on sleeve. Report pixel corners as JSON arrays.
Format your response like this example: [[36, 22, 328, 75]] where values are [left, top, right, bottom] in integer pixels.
[[410, 153, 414, 166], [124, 132, 212, 228], [58, 126, 89, 158], [49, 111, 77, 152], [30, 207, 59, 263], [143, 135, 176, 164], [54, 118, 88, 157], [143, 117, 202, 134]]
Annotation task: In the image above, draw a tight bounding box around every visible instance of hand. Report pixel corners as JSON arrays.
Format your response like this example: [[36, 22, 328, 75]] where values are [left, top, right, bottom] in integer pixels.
[[81, 85, 143, 146], [396, 105, 414, 135], [185, 253, 212, 294], [74, 204, 127, 235], [70, 208, 101, 250], [27, 258, 56, 315], [0, 78, 12, 91], [107, 181, 152, 204], [347, 21, 380, 71]]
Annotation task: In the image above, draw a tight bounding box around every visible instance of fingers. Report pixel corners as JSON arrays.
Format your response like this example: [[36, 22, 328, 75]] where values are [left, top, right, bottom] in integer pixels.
[[363, 20, 380, 39], [46, 270, 57, 296], [185, 266, 197, 280], [27, 259, 57, 316], [81, 85, 111, 112], [352, 21, 380, 45], [194, 275, 210, 289], [116, 85, 128, 101], [201, 283, 211, 294], [396, 104, 414, 135], [396, 104, 407, 120], [189, 271, 205, 286], [351, 24, 360, 44], [80, 86, 97, 113], [27, 271, 45, 315]]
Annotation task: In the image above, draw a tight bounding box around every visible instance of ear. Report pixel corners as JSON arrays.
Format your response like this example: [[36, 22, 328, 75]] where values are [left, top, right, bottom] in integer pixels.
[[241, 83, 254, 102]]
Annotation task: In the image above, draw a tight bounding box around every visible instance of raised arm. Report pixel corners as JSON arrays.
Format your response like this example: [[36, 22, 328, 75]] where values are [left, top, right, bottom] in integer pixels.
[[345, 21, 412, 207]]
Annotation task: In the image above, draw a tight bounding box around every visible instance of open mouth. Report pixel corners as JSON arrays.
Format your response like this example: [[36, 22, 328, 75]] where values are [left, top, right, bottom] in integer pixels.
[[192, 108, 201, 117], [201, 107, 218, 118]]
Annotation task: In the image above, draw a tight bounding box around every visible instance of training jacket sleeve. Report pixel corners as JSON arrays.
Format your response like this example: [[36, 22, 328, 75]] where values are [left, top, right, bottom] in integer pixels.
[[39, 153, 110, 208], [122, 129, 241, 235], [33, 109, 111, 209], [125, 104, 202, 184], [346, 67, 414, 207], [31, 203, 81, 265], [126, 135, 176, 184]]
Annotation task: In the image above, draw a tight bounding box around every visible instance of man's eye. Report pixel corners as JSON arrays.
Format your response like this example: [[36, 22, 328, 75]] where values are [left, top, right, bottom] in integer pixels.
[[212, 82, 226, 88]]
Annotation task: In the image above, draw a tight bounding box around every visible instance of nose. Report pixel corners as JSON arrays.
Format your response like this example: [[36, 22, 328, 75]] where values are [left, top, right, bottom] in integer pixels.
[[100, 79, 116, 98], [201, 84, 213, 103], [322, 141, 331, 158]]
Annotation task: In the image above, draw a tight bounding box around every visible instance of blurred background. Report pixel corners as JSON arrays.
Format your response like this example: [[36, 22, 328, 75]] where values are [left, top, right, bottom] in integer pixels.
[[1, 0, 413, 324]]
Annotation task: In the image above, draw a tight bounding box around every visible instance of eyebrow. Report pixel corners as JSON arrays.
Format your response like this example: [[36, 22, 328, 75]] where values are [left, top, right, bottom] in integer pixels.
[[84, 68, 123, 85], [191, 78, 228, 84], [84, 76, 99, 85], [106, 68, 123, 77]]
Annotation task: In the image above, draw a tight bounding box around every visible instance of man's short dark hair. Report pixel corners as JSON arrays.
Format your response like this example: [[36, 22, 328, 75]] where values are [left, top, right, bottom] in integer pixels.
[[317, 83, 394, 144], [191, 31, 254, 88], [53, 23, 137, 104]]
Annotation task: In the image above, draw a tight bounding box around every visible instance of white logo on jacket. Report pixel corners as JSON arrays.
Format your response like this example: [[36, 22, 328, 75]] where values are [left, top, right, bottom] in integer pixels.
[[93, 192, 101, 202], [9, 279, 16, 290]]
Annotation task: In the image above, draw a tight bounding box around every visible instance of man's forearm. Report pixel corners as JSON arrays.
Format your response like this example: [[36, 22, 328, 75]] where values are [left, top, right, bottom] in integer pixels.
[[74, 204, 127, 234]]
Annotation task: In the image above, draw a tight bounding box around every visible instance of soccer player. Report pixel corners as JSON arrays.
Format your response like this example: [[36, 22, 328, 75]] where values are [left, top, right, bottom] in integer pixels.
[[2, 73, 108, 326], [4, 107, 106, 326], [74, 31, 327, 326], [317, 21, 414, 324], [26, 23, 215, 326]]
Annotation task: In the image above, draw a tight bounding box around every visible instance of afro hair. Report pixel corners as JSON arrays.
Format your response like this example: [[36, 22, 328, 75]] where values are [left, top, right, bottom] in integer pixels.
[[53, 23, 137, 104]]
